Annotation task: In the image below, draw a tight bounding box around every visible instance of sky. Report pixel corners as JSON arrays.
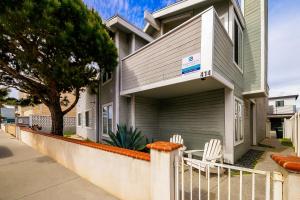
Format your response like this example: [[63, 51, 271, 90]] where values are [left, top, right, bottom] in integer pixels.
[[9, 0, 300, 107]]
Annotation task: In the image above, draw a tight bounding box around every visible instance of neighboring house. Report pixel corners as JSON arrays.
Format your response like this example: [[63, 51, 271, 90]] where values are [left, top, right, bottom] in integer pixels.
[[0, 107, 15, 123], [77, 0, 268, 163], [16, 92, 77, 132], [268, 94, 298, 137]]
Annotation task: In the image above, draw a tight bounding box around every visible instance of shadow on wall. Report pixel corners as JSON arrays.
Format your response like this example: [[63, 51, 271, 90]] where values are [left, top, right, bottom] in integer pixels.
[[0, 146, 13, 158]]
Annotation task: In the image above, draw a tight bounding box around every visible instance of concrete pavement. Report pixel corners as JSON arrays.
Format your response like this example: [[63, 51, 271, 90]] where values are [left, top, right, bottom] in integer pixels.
[[0, 130, 119, 200]]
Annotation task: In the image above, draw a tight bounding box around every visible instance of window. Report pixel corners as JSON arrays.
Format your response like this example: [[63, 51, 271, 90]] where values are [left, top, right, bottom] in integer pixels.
[[77, 113, 82, 126], [85, 111, 90, 127], [233, 18, 243, 71], [234, 98, 244, 145], [276, 100, 284, 107], [102, 103, 113, 136], [102, 71, 112, 84]]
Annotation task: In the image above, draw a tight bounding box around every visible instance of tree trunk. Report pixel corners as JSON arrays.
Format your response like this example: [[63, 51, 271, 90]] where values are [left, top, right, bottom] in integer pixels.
[[48, 100, 64, 136]]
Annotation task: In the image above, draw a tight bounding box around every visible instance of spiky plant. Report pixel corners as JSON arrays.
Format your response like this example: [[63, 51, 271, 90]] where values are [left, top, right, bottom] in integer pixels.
[[103, 125, 149, 151]]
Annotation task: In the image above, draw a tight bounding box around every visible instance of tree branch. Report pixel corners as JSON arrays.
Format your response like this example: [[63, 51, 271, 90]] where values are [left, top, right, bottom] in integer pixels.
[[62, 88, 80, 115]]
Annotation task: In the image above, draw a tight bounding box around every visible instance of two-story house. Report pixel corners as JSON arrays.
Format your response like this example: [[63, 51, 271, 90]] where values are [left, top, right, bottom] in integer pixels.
[[77, 0, 268, 163], [268, 94, 298, 138]]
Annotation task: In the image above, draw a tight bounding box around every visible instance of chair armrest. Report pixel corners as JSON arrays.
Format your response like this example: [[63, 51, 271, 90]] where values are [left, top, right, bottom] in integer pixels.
[[184, 149, 204, 154]]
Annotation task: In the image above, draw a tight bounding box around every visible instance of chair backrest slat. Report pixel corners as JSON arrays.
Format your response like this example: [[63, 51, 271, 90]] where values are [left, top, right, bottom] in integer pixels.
[[203, 139, 222, 163]]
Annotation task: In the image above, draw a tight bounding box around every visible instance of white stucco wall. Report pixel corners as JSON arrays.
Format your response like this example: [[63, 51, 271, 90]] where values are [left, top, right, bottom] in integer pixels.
[[19, 129, 151, 200], [76, 89, 97, 141]]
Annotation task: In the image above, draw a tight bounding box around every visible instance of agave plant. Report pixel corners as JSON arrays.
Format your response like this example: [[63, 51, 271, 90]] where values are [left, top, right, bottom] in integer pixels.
[[103, 124, 149, 151]]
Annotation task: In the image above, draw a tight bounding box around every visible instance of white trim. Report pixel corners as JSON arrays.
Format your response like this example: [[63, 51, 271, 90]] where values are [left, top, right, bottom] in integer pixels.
[[84, 109, 92, 129], [120, 71, 202, 96], [234, 96, 244, 146], [115, 32, 120, 130], [161, 12, 193, 24], [106, 16, 153, 42], [252, 103, 257, 145], [76, 112, 83, 127], [242, 89, 268, 97], [101, 102, 114, 138], [212, 71, 234, 90], [131, 95, 135, 129], [131, 33, 136, 53], [201, 8, 214, 75], [144, 10, 161, 31], [224, 88, 235, 164], [123, 7, 213, 61], [230, 0, 246, 27], [232, 14, 244, 74], [260, 0, 266, 92]]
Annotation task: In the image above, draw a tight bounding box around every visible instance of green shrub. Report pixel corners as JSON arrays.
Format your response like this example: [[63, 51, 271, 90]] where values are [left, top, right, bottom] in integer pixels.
[[103, 125, 150, 151]]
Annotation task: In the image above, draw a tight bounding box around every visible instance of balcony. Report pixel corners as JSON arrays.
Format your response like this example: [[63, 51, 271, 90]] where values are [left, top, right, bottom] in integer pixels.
[[268, 105, 297, 116], [121, 7, 242, 98]]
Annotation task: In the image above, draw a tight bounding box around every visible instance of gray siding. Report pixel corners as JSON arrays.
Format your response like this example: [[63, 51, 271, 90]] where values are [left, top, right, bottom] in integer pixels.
[[135, 35, 148, 51], [122, 16, 202, 91], [213, 13, 244, 98], [255, 97, 267, 142], [243, 0, 263, 92], [159, 89, 225, 150], [135, 89, 225, 150], [135, 97, 159, 138]]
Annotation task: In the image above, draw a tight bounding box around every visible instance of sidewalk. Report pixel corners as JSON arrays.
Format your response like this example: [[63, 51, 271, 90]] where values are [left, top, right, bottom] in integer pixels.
[[0, 130, 119, 200]]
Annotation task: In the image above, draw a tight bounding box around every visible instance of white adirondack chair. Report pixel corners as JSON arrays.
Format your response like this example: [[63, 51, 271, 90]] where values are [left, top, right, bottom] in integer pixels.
[[170, 134, 187, 156], [185, 139, 223, 177]]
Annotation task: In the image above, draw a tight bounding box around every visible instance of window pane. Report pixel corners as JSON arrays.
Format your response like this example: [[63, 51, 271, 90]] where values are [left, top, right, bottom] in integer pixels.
[[78, 113, 81, 126], [234, 21, 239, 64], [108, 105, 113, 133], [238, 28, 243, 68], [103, 107, 108, 135], [85, 111, 89, 127]]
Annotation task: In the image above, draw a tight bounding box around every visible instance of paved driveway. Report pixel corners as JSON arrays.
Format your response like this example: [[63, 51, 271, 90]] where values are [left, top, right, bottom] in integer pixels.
[[0, 130, 118, 200]]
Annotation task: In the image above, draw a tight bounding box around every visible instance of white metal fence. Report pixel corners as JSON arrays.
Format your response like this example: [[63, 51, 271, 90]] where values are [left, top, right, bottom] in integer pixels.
[[284, 112, 300, 156], [175, 157, 283, 200]]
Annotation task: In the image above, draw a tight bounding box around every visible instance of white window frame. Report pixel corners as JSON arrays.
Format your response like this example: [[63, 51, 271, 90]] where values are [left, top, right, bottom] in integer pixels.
[[77, 112, 82, 127], [232, 15, 244, 74], [234, 97, 244, 146], [275, 100, 284, 107], [101, 102, 113, 137], [101, 71, 113, 86], [84, 109, 92, 128]]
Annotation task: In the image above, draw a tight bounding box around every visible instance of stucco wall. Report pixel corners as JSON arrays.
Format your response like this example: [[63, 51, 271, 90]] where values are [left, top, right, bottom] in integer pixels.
[[19, 129, 151, 200]]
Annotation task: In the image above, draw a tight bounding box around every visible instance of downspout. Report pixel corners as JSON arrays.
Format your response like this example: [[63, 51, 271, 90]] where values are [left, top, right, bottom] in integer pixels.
[[96, 75, 101, 143]]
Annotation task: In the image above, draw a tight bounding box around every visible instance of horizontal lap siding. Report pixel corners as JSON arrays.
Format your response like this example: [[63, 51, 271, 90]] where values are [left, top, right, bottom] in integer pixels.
[[243, 0, 262, 91], [122, 16, 202, 91], [158, 89, 225, 150], [213, 16, 244, 98], [135, 97, 159, 139]]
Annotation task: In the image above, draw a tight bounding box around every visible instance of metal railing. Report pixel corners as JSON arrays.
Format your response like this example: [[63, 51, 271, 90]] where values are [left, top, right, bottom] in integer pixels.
[[268, 105, 296, 115], [175, 157, 282, 200]]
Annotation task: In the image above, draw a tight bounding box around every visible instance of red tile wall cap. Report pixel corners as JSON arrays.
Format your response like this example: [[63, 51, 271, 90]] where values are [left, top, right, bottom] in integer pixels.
[[20, 127, 150, 161], [271, 154, 300, 173], [147, 141, 182, 152]]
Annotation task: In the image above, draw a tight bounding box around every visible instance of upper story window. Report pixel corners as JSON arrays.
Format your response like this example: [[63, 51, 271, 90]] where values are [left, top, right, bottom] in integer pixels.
[[233, 18, 243, 71], [276, 100, 284, 107], [102, 71, 112, 85]]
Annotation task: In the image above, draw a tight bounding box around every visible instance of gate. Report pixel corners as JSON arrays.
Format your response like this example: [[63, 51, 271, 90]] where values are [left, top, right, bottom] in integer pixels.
[[175, 156, 283, 200]]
